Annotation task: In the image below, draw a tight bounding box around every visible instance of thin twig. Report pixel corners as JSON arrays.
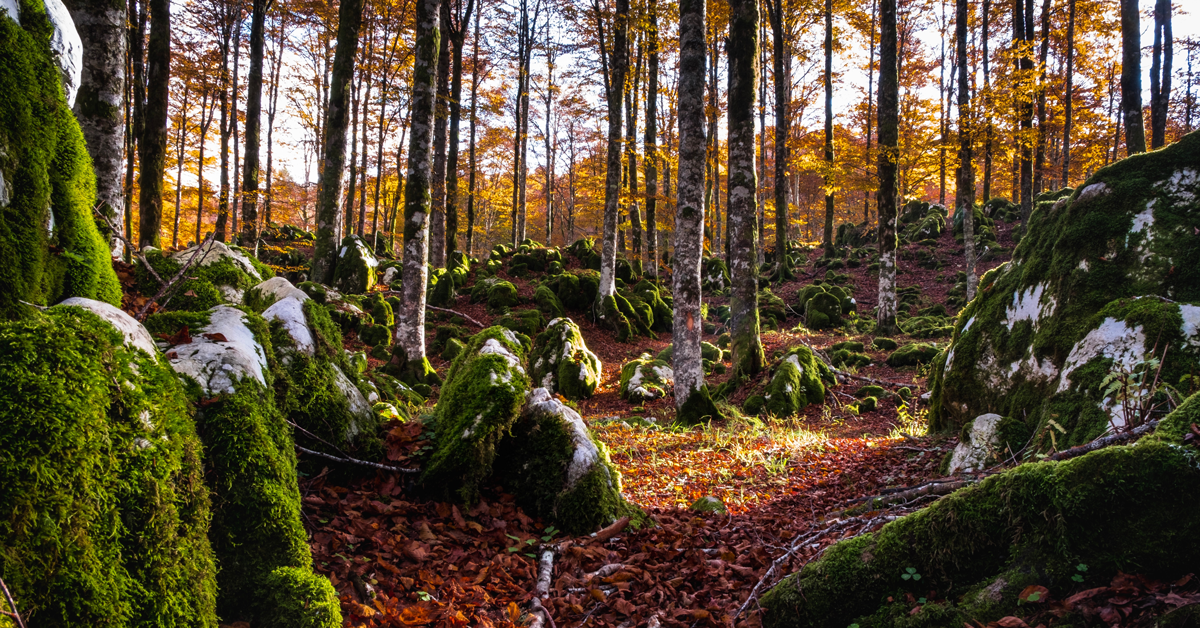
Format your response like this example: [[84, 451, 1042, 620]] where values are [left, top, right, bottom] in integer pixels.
[[0, 576, 27, 628], [295, 445, 418, 473], [1048, 419, 1160, 461], [93, 202, 165, 286], [136, 233, 215, 320], [380, 291, 487, 328], [836, 480, 972, 516], [731, 518, 857, 623]]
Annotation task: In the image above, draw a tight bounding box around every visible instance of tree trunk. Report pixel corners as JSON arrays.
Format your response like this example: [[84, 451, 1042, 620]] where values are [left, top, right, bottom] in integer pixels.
[[467, 6, 480, 255], [821, 0, 834, 258], [1120, 0, 1146, 155], [137, 0, 169, 249], [195, 91, 211, 244], [645, 0, 659, 278], [876, 0, 899, 335], [726, 0, 764, 379], [1061, 0, 1074, 183], [393, 0, 443, 385], [542, 31, 555, 245], [129, 0, 145, 247], [1149, 0, 1172, 149], [1033, 0, 1050, 194], [673, 0, 720, 424], [172, 86, 189, 248], [215, 13, 232, 242], [241, 0, 270, 244], [956, 0, 977, 301], [446, 0, 476, 256], [981, 0, 992, 201], [430, 2, 450, 266], [265, 11, 286, 228], [230, 26, 241, 237], [1014, 0, 1033, 220], [311, 0, 365, 284], [67, 0, 127, 257], [357, 32, 373, 236], [597, 0, 628, 303], [863, 0, 875, 223], [346, 74, 361, 237], [627, 43, 643, 267]]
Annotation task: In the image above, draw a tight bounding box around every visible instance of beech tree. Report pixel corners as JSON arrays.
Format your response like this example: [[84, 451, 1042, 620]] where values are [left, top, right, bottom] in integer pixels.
[[1119, 0, 1145, 155], [820, 0, 833, 259], [1149, 0, 1172, 149], [595, 0, 629, 305], [764, 0, 792, 280], [956, 0, 975, 300], [875, 0, 898, 335], [137, 0, 170, 249], [644, 0, 659, 277], [240, 0, 273, 243]]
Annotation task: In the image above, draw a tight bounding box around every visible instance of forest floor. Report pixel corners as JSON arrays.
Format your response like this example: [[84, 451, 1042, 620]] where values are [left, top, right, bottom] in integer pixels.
[[215, 221, 1027, 628]]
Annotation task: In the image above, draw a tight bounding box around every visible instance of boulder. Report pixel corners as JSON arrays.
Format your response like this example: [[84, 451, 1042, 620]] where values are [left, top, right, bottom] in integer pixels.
[[246, 276, 310, 311], [763, 345, 834, 418], [495, 308, 544, 337], [930, 132, 1200, 447], [689, 496, 728, 514], [58, 296, 158, 359], [701, 257, 731, 294], [534, 283, 565, 318], [886, 342, 940, 367], [946, 413, 1004, 474], [333, 234, 379, 294], [529, 317, 602, 400], [619, 354, 674, 403], [494, 388, 640, 534], [164, 305, 270, 396]]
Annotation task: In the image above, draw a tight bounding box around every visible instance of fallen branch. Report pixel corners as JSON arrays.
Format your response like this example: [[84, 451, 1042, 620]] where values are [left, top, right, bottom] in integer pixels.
[[839, 480, 971, 516], [380, 292, 487, 328], [136, 233, 215, 321], [830, 367, 914, 388], [528, 549, 556, 628], [590, 516, 631, 543], [295, 445, 418, 473], [1048, 420, 1160, 461], [93, 202, 166, 287], [0, 576, 27, 628]]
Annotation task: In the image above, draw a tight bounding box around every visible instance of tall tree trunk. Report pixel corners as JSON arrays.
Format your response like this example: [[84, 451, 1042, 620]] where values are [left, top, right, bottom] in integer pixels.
[[172, 86, 189, 248], [627, 43, 643, 267], [67, 0, 127, 257], [137, 0, 169, 249], [215, 14, 232, 242], [542, 32, 555, 245], [357, 31, 373, 236], [264, 11, 286, 228], [673, 0, 720, 424], [311, 0, 365, 283], [767, 0, 792, 278], [196, 92, 212, 244], [821, 0, 834, 258], [241, 0, 271, 244], [876, 0, 899, 335], [1120, 0, 1146, 155], [596, 0, 628, 303], [1061, 0, 1074, 183], [863, 0, 875, 223], [128, 0, 145, 248], [726, 0, 764, 379], [1014, 0, 1033, 220], [956, 0, 977, 300], [231, 26, 241, 237], [938, 0, 947, 207], [981, 0, 992, 201], [446, 0, 476, 256], [392, 0, 443, 385], [467, 6, 480, 255], [430, 2, 450, 266], [346, 74, 361, 237], [1149, 0, 1172, 149], [1033, 0, 1049, 194], [645, 0, 659, 278]]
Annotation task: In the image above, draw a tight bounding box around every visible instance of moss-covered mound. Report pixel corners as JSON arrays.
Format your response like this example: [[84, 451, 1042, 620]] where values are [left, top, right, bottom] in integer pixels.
[[897, 201, 947, 244], [423, 326, 531, 504], [760, 394, 1200, 628], [494, 388, 641, 535], [529, 317, 602, 400], [139, 241, 270, 311], [930, 131, 1200, 446], [620, 353, 675, 403], [0, 303, 216, 626], [886, 342, 940, 367], [701, 257, 731, 295], [0, 6, 121, 319], [797, 283, 855, 330], [630, 280, 674, 332], [762, 345, 835, 418], [333, 234, 379, 294], [496, 308, 544, 337]]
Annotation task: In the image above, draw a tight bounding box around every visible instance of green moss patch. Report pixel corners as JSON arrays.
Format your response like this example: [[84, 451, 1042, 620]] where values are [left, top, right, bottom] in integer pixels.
[[620, 354, 675, 403], [763, 345, 835, 418], [529, 317, 602, 400]]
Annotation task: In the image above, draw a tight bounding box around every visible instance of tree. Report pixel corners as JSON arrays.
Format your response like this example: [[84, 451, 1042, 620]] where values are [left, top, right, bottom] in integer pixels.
[[392, 0, 443, 386], [765, 0, 792, 279], [673, 0, 721, 425], [956, 0, 976, 301], [1119, 0, 1145, 155], [445, 0, 477, 256], [429, 2, 450, 267], [1061, 0, 1075, 183], [1149, 0, 1172, 149], [311, 0, 366, 283], [1032, 0, 1049, 194], [595, 0, 629, 305], [137, 0, 171, 249], [876, 0, 898, 335], [66, 0, 127, 257], [467, 5, 482, 255], [726, 0, 764, 379], [644, 0, 659, 278], [241, 0, 274, 243], [820, 0, 834, 258], [1014, 0, 1033, 220]]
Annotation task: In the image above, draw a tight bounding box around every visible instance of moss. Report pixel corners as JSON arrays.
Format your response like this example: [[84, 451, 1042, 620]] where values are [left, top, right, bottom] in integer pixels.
[[858, 396, 878, 412], [422, 327, 530, 504], [257, 566, 342, 628], [763, 346, 834, 418], [855, 385, 886, 399], [332, 235, 378, 294], [137, 250, 260, 312], [701, 257, 731, 295], [143, 310, 213, 336], [656, 341, 723, 364], [831, 348, 871, 368], [760, 409, 1200, 628], [430, 324, 468, 355], [428, 268, 456, 307], [758, 288, 788, 329], [887, 342, 940, 367], [495, 308, 545, 337], [486, 280, 520, 314], [0, 12, 122, 320], [805, 291, 843, 330], [364, 292, 394, 327], [0, 306, 216, 627], [441, 337, 466, 361], [620, 354, 674, 403], [743, 394, 766, 415], [675, 384, 723, 426], [529, 317, 602, 400], [631, 280, 674, 331], [534, 284, 564, 318], [689, 496, 728, 514], [601, 294, 636, 342], [297, 281, 330, 304]]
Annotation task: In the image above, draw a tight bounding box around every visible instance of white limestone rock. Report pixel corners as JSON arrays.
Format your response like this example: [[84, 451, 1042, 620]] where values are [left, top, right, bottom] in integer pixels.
[[948, 413, 1004, 474], [524, 387, 600, 488], [262, 296, 315, 356], [44, 0, 82, 106], [56, 297, 158, 360], [163, 306, 269, 396]]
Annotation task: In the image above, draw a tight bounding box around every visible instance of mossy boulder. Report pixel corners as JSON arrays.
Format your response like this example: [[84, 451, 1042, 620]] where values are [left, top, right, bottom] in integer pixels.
[[422, 326, 530, 504], [544, 270, 600, 312], [952, 202, 999, 248], [886, 342, 940, 367], [258, 566, 342, 628], [619, 353, 675, 403], [0, 303, 217, 626], [630, 279, 673, 331], [566, 237, 602, 270], [0, 7, 122, 319], [930, 132, 1200, 447], [494, 388, 641, 535], [798, 283, 855, 330], [333, 234, 379, 294], [495, 308, 544, 337], [534, 283, 564, 318], [245, 276, 311, 312], [529, 317, 602, 400], [758, 288, 788, 329], [487, 280, 520, 314], [835, 221, 877, 248], [762, 345, 835, 418], [701, 257, 731, 295], [689, 496, 728, 514], [441, 337, 466, 361], [138, 240, 268, 311], [656, 341, 723, 364], [872, 337, 898, 351], [428, 267, 457, 307], [760, 394, 1200, 628]]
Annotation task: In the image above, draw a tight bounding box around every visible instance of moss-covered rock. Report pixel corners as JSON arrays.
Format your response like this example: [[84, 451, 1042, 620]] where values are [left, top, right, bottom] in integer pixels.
[[630, 279, 673, 332], [441, 337, 466, 361], [566, 237, 602, 269], [930, 132, 1200, 446], [245, 276, 311, 312], [534, 283, 564, 318], [689, 496, 728, 514], [333, 234, 379, 294], [0, 303, 217, 626], [487, 280, 519, 314], [619, 353, 675, 403], [428, 267, 456, 307], [760, 393, 1200, 628], [135, 241, 265, 312], [496, 308, 544, 337], [422, 326, 530, 504], [0, 8, 122, 320], [762, 345, 835, 418], [494, 388, 641, 535], [656, 341, 723, 364], [758, 288, 788, 329], [872, 337, 898, 351], [258, 566, 342, 628], [529, 317, 602, 400], [886, 342, 940, 367], [701, 257, 731, 295]]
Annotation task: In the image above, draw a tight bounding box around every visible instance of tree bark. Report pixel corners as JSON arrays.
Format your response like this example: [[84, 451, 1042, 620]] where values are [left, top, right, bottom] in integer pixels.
[[981, 0, 992, 201], [67, 0, 127, 257], [346, 72, 361, 236], [1120, 0, 1146, 155], [393, 0, 443, 383], [466, 6, 480, 255], [542, 31, 555, 245], [1033, 0, 1050, 194], [264, 11, 286, 228], [241, 0, 271, 244], [956, 0, 977, 301], [430, 2, 450, 266], [1015, 0, 1033, 220], [1061, 0, 1075, 183], [311, 0, 365, 284], [137, 0, 169, 249], [627, 43, 643, 267], [727, 0, 764, 379], [876, 0, 899, 335], [645, 0, 659, 278], [1149, 0, 1172, 149], [172, 86, 189, 248], [821, 0, 834, 258], [766, 0, 791, 278], [214, 8, 233, 243], [596, 0, 628, 303], [446, 0, 476, 256], [863, 0, 875, 223]]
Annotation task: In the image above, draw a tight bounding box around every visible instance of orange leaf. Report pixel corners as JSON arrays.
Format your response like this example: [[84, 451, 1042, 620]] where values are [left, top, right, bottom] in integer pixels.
[[1019, 585, 1049, 603], [398, 603, 436, 625], [993, 617, 1029, 628]]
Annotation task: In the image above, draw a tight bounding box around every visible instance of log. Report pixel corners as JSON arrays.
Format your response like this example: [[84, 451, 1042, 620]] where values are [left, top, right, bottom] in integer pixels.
[[1048, 420, 1160, 461]]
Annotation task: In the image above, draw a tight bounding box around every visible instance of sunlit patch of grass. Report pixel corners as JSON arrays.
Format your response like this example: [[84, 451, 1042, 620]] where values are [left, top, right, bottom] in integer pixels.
[[887, 398, 929, 440]]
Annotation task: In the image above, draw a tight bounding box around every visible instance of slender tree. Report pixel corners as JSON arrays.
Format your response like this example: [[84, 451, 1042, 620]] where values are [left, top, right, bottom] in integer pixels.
[[981, 0, 992, 200], [820, 0, 834, 258], [595, 0, 629, 304], [726, 0, 764, 379], [263, 10, 287, 227], [644, 0, 660, 278], [673, 0, 721, 425], [1033, 0, 1049, 194], [137, 0, 170, 249], [1120, 0, 1146, 155], [1149, 0, 1172, 149], [876, 0, 898, 335], [956, 0, 976, 300], [171, 85, 190, 248], [862, 0, 875, 223], [1061, 0, 1075, 183], [311, 0, 366, 283], [765, 0, 792, 279], [429, 2, 451, 266], [214, 2, 237, 242], [445, 0, 477, 256], [392, 0, 443, 385], [466, 6, 481, 255], [1014, 0, 1033, 220], [240, 0, 273, 243], [627, 42, 644, 268]]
